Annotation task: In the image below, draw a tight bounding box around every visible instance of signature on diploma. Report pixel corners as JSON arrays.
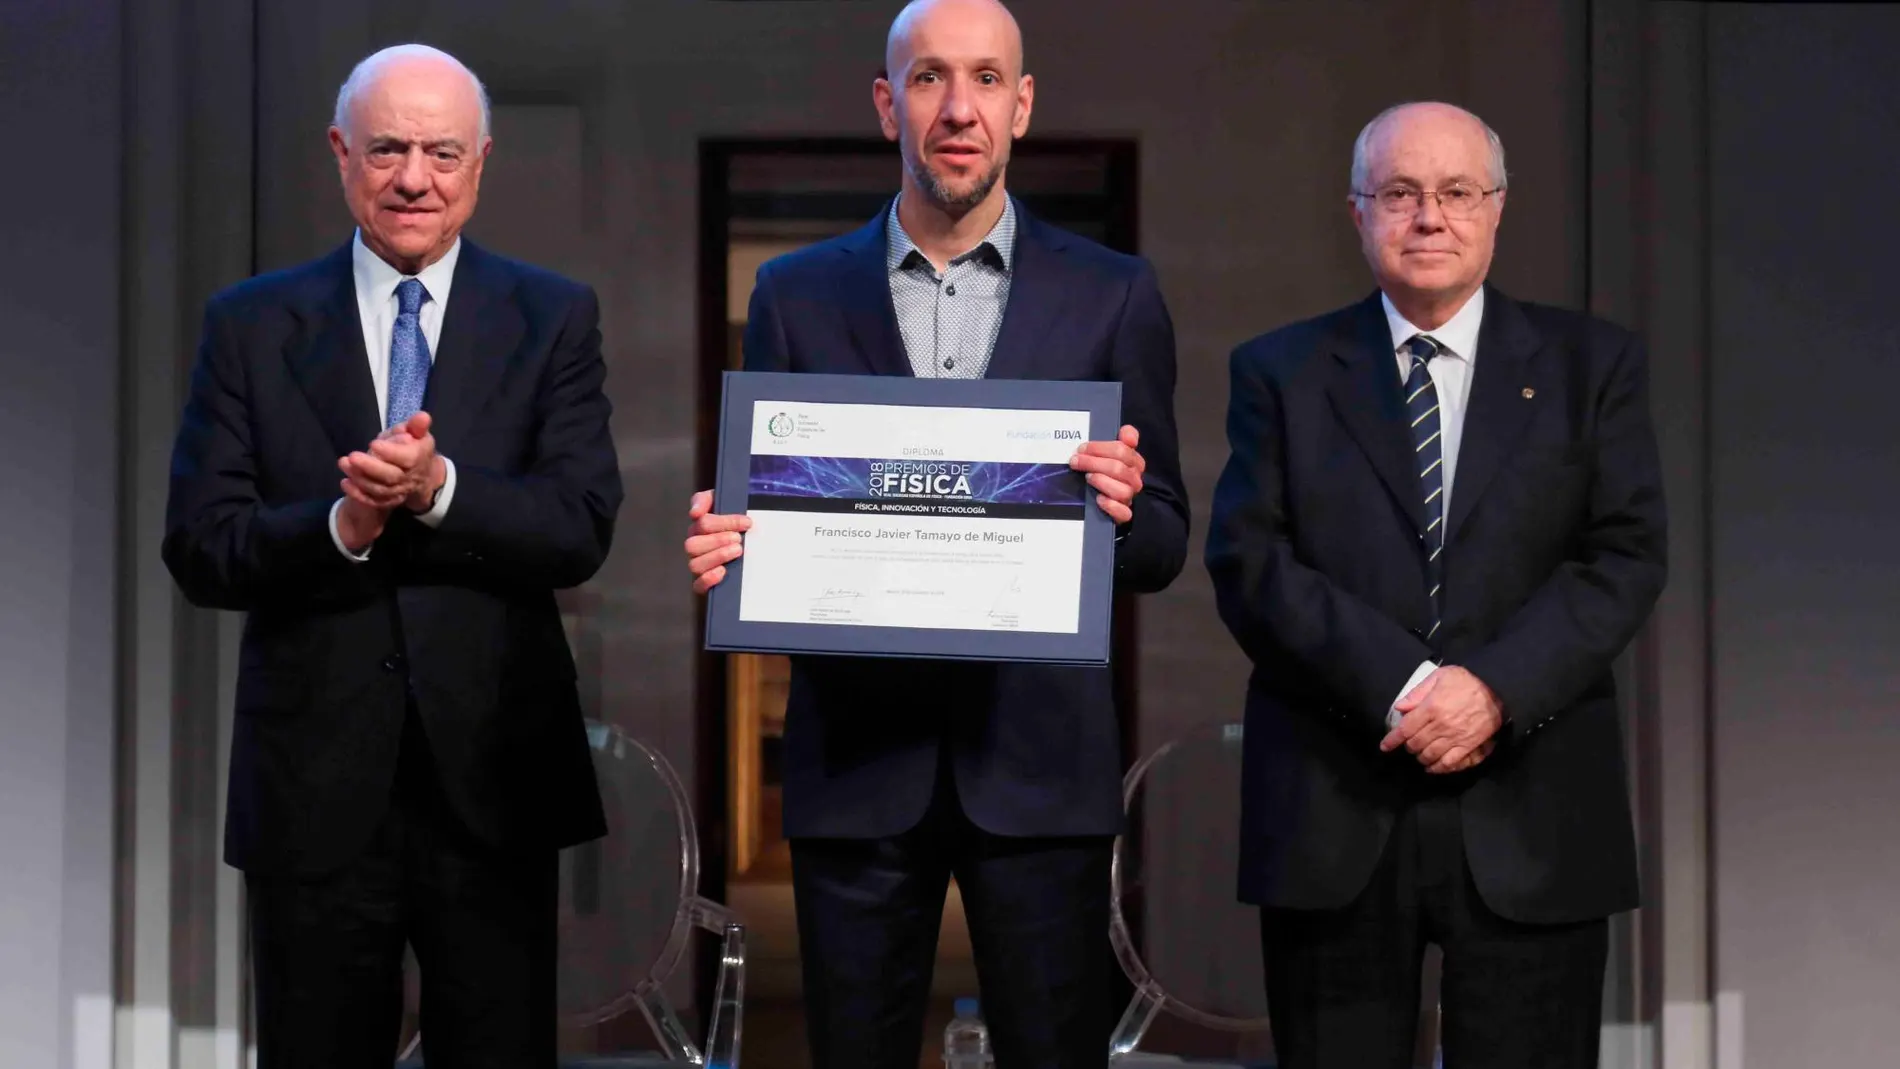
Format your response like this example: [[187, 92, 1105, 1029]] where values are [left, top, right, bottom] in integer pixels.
[[811, 586, 865, 603], [987, 574, 1025, 621]]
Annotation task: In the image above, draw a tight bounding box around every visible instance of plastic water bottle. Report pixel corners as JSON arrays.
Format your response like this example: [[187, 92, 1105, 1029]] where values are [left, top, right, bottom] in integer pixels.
[[943, 996, 992, 1068]]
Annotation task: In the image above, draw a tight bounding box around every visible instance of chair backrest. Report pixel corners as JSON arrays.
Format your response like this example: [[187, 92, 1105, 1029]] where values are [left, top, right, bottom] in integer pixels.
[[1108, 722, 1443, 1069], [1109, 722, 1269, 1059], [399, 722, 745, 1066], [562, 723, 696, 1026]]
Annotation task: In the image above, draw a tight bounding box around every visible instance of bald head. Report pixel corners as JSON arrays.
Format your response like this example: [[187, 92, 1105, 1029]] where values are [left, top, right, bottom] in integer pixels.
[[1350, 101, 1506, 193], [885, 0, 1025, 83], [874, 0, 1033, 220], [1348, 101, 1508, 329], [328, 44, 492, 275], [334, 44, 490, 142]]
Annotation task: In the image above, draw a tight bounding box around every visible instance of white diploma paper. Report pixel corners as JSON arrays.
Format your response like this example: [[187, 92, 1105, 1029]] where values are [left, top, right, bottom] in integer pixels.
[[736, 400, 1091, 634]]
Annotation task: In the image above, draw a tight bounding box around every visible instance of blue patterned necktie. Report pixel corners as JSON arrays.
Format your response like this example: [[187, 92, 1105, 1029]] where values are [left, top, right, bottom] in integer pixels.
[[1404, 334, 1445, 645], [386, 277, 432, 429]]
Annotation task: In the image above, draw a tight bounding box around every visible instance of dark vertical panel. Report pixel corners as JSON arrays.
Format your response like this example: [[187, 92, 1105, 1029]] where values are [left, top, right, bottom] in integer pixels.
[[1707, 7, 1900, 1068], [693, 140, 734, 1038], [0, 1, 123, 1064]]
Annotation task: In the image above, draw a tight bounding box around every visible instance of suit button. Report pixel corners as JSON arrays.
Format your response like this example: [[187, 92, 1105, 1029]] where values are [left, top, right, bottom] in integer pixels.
[[382, 654, 406, 672]]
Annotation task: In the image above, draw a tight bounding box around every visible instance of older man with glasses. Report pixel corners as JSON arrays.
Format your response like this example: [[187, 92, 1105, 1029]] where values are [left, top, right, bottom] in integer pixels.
[[1205, 101, 1668, 1069]]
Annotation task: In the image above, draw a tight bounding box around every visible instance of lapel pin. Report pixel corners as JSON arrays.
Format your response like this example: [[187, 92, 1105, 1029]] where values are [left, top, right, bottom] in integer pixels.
[[1521, 387, 1536, 399]]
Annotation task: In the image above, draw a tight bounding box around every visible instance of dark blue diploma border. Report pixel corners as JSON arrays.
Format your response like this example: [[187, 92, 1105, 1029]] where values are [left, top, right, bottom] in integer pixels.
[[706, 370, 1121, 665]]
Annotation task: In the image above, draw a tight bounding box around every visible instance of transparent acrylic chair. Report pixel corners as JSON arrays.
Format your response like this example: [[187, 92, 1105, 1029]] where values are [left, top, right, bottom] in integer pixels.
[[1107, 721, 1441, 1068], [1107, 722, 1271, 1066], [398, 721, 746, 1067]]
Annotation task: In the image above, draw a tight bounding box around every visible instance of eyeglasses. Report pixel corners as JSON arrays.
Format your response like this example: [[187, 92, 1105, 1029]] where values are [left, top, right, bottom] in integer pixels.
[[1352, 182, 1503, 220]]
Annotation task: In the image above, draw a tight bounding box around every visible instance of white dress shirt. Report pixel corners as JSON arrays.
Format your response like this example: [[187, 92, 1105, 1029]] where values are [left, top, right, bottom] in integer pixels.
[[1381, 286, 1484, 727], [326, 231, 461, 559]]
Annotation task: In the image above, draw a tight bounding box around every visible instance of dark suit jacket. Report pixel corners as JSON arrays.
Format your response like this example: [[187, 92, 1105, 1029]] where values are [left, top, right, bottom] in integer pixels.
[[163, 239, 623, 875], [743, 203, 1189, 840], [1205, 286, 1667, 924]]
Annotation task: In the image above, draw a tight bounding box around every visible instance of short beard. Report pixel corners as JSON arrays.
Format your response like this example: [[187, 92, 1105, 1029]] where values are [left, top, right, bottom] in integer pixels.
[[907, 152, 1006, 215]]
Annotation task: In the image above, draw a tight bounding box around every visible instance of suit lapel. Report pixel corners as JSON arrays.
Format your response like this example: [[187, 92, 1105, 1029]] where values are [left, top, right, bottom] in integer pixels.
[[1445, 285, 1543, 541], [423, 241, 524, 455], [1327, 294, 1427, 533], [983, 208, 1065, 381], [283, 244, 381, 455], [836, 212, 913, 377]]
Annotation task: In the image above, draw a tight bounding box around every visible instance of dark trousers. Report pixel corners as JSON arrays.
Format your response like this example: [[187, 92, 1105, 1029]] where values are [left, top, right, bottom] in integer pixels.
[[1259, 793, 1608, 1069], [246, 713, 558, 1069], [789, 756, 1114, 1069]]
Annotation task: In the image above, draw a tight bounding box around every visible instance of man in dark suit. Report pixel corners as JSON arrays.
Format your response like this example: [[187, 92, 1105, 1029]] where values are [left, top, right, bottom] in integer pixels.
[[1205, 101, 1667, 1069], [163, 44, 621, 1069], [683, 1, 1186, 1065]]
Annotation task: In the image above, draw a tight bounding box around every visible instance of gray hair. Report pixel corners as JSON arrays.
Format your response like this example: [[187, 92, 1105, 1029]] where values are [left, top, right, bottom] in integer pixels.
[[1350, 102, 1508, 192], [333, 44, 491, 141]]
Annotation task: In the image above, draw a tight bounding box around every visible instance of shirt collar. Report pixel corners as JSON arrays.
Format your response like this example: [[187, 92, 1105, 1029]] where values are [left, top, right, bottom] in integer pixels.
[[885, 195, 1017, 273], [1381, 285, 1485, 364], [352, 230, 462, 312]]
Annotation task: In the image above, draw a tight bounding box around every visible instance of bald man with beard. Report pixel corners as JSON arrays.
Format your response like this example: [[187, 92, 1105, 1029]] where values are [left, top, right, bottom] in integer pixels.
[[683, 1, 1187, 1065], [164, 44, 622, 1069]]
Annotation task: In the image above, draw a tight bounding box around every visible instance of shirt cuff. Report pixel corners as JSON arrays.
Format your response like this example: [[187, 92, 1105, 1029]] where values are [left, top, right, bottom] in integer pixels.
[[1386, 660, 1439, 731], [414, 456, 456, 528], [328, 498, 374, 562]]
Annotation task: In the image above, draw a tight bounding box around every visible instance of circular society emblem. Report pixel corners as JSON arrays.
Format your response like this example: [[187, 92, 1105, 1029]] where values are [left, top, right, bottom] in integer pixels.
[[767, 412, 795, 438]]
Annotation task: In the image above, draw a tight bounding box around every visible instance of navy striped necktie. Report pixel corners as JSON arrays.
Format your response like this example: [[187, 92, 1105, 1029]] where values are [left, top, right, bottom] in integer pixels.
[[1404, 334, 1445, 644]]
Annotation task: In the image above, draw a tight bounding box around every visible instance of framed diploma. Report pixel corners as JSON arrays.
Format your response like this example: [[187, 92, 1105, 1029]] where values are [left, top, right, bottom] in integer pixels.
[[704, 370, 1122, 664]]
